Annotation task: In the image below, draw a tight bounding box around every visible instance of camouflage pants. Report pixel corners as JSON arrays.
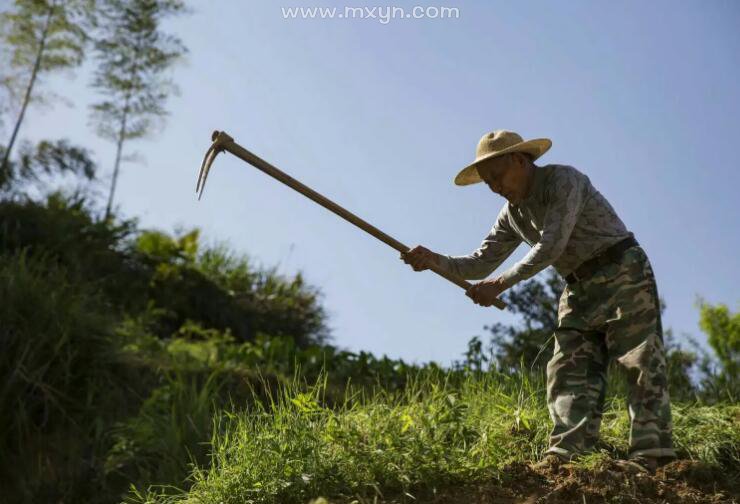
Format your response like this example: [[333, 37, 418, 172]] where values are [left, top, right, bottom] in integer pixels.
[[544, 245, 676, 460]]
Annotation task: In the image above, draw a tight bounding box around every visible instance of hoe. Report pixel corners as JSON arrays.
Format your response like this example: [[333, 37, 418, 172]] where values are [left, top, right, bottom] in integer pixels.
[[196, 130, 506, 310]]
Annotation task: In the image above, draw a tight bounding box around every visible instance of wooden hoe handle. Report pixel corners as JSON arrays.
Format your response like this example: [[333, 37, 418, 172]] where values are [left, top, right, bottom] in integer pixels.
[[196, 130, 507, 311]]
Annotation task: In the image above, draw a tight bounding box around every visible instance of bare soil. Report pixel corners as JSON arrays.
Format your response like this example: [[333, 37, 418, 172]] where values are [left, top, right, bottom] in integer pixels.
[[314, 458, 739, 503], [425, 458, 739, 504]]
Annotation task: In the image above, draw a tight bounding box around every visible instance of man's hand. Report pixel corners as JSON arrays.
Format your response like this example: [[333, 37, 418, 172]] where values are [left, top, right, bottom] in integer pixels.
[[466, 277, 508, 307], [400, 245, 440, 272]]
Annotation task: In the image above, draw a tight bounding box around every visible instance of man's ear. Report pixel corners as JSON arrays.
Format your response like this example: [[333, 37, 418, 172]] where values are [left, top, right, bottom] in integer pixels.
[[515, 151, 532, 168]]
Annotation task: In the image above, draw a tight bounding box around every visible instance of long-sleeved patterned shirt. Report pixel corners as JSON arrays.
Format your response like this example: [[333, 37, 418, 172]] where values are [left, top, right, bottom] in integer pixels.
[[436, 164, 632, 287]]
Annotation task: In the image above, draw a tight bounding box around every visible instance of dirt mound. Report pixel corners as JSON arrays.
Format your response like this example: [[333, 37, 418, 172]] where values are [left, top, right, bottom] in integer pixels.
[[422, 458, 739, 504]]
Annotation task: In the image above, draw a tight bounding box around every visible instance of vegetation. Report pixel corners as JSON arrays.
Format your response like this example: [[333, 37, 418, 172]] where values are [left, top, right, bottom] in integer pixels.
[[0, 191, 422, 502], [133, 374, 740, 504], [89, 0, 187, 219], [0, 0, 93, 172], [0, 189, 737, 503]]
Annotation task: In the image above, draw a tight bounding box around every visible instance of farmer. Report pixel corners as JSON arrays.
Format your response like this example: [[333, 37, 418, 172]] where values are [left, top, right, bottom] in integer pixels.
[[400, 130, 676, 473]]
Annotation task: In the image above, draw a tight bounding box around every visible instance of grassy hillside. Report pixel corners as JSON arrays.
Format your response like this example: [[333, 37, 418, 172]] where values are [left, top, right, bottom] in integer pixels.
[[1, 193, 738, 504], [133, 372, 740, 504]]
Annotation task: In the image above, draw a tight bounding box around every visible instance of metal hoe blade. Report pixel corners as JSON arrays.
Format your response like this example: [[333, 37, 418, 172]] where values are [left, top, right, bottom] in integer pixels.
[[195, 130, 233, 200]]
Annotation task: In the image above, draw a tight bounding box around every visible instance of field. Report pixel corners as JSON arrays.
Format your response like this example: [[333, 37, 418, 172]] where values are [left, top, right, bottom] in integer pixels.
[[1, 196, 738, 504], [130, 372, 739, 504]]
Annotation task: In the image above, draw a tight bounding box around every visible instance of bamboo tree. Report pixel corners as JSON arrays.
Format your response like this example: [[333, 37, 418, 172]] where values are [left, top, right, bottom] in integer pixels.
[[0, 0, 93, 174], [89, 0, 186, 220], [1, 139, 97, 195]]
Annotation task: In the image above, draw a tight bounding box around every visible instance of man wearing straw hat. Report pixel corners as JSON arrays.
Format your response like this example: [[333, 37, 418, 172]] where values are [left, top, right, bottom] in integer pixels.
[[401, 130, 676, 473]]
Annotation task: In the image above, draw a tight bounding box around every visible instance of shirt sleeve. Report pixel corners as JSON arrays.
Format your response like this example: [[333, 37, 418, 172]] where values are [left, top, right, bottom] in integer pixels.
[[499, 168, 587, 288], [436, 204, 521, 280]]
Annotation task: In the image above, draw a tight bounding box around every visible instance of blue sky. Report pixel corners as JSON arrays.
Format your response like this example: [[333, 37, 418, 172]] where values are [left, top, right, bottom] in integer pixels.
[[10, 0, 740, 365]]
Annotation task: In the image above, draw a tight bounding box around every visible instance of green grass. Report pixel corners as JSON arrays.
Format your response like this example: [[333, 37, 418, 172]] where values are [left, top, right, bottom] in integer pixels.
[[132, 371, 740, 504], [2, 195, 737, 503], [0, 249, 124, 501]]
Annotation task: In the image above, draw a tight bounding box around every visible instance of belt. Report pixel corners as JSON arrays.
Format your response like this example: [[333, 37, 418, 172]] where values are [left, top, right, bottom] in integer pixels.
[[565, 236, 639, 284]]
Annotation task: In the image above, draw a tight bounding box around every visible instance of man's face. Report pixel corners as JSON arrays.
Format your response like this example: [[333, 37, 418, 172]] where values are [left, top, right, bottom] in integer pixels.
[[476, 153, 532, 205]]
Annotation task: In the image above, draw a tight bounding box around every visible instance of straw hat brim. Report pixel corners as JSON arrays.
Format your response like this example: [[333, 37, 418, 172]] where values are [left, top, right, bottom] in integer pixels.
[[454, 138, 552, 186]]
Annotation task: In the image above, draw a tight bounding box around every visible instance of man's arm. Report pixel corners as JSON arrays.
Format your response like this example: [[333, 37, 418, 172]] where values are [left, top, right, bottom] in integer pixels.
[[498, 169, 587, 288], [436, 205, 521, 280]]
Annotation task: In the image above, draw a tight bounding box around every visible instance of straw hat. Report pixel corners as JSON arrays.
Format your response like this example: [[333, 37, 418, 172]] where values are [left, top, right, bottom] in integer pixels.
[[454, 130, 552, 186]]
